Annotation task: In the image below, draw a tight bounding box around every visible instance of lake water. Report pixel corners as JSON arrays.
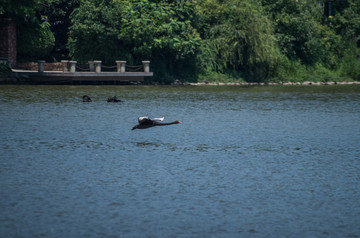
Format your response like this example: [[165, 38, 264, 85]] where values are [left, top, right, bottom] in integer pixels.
[[1, 85, 360, 237]]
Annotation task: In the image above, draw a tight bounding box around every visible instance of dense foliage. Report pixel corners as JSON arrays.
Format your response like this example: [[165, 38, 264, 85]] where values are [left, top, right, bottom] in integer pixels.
[[67, 0, 201, 82], [17, 19, 55, 60], [4, 0, 360, 83], [1, 0, 55, 61], [197, 0, 280, 81], [42, 0, 80, 59]]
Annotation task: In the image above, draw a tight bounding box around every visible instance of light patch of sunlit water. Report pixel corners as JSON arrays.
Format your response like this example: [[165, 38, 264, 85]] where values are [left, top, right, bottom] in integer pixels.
[[1, 85, 360, 237]]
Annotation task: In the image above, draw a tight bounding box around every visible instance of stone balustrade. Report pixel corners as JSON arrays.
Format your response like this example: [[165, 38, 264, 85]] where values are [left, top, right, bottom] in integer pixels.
[[36, 60, 151, 73]]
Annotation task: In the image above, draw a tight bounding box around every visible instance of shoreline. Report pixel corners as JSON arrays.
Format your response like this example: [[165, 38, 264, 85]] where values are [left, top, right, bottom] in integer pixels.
[[185, 81, 360, 86], [1, 74, 360, 86]]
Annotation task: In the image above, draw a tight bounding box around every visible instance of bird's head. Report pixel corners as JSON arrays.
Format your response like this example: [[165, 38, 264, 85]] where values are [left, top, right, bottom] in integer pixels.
[[131, 125, 138, 130]]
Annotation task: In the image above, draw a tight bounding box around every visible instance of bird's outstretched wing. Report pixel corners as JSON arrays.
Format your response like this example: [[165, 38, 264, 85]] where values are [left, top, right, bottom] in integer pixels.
[[151, 116, 164, 122], [132, 116, 181, 130], [138, 116, 164, 123], [138, 116, 149, 123], [138, 116, 153, 125]]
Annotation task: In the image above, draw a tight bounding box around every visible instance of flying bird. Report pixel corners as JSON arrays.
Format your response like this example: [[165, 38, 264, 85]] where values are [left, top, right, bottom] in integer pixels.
[[131, 116, 181, 130]]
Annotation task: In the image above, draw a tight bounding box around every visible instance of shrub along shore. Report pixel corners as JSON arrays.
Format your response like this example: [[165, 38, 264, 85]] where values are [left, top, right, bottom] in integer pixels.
[[1, 73, 360, 86]]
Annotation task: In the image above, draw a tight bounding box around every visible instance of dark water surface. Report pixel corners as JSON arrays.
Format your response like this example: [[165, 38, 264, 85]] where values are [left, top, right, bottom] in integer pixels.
[[1, 85, 360, 237]]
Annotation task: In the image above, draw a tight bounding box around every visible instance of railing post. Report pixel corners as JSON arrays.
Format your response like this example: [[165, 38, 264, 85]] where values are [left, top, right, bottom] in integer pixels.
[[142, 61, 150, 73], [69, 61, 77, 72], [61, 60, 69, 72], [116, 61, 126, 72], [94, 60, 102, 72], [88, 61, 94, 72], [38, 60, 45, 73]]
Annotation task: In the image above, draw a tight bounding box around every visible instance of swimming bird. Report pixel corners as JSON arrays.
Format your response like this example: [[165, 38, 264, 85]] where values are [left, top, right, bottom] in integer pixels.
[[107, 96, 122, 102], [131, 116, 181, 130], [82, 95, 92, 102]]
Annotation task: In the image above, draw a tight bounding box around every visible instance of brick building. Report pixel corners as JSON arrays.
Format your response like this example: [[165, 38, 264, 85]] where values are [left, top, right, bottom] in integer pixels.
[[0, 15, 17, 67]]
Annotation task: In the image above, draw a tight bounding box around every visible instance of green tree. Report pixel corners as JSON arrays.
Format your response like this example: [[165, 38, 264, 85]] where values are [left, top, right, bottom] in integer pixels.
[[119, 0, 201, 82], [330, 0, 360, 80], [262, 0, 341, 67], [1, 0, 55, 61], [330, 0, 360, 48], [0, 0, 51, 19], [42, 0, 80, 59], [198, 0, 280, 81], [68, 0, 122, 64], [17, 18, 55, 60], [68, 0, 201, 82]]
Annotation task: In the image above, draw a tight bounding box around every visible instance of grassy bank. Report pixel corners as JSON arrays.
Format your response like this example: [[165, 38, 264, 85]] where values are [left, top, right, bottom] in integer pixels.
[[195, 58, 360, 85]]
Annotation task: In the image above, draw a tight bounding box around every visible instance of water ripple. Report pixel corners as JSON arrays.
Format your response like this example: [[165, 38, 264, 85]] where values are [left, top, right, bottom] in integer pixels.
[[1, 85, 360, 237]]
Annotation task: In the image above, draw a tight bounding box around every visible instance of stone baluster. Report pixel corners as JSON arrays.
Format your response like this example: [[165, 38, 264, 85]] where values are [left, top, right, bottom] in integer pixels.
[[61, 60, 69, 72], [94, 61, 102, 73], [142, 61, 150, 73], [69, 61, 77, 72], [88, 61, 94, 72], [116, 61, 127, 72], [38, 60, 45, 73]]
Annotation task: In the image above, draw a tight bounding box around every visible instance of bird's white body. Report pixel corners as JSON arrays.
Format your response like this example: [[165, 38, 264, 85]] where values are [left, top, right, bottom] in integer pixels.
[[138, 116, 164, 123]]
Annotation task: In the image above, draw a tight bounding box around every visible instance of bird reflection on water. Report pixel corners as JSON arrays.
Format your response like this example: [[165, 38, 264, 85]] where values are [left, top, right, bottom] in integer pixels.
[[135, 142, 160, 148]]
